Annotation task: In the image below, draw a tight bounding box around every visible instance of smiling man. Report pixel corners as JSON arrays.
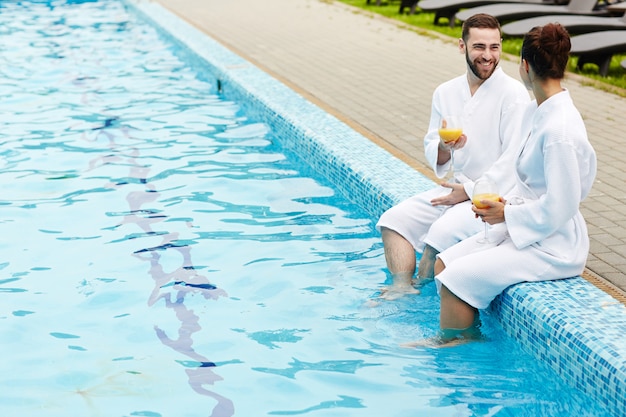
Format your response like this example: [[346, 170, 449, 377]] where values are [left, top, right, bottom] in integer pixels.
[[376, 14, 530, 300]]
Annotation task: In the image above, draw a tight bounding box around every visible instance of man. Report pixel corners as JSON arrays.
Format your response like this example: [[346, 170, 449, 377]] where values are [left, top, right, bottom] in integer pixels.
[[376, 13, 530, 299]]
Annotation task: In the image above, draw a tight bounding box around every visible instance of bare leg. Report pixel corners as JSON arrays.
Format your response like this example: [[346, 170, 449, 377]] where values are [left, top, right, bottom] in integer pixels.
[[434, 258, 477, 330], [379, 227, 420, 300], [417, 244, 438, 281], [433, 257, 445, 275], [439, 284, 478, 330], [400, 259, 480, 348], [382, 227, 416, 275]]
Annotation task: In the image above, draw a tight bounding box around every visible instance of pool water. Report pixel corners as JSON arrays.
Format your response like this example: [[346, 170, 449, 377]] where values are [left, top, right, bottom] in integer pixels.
[[0, 0, 614, 416]]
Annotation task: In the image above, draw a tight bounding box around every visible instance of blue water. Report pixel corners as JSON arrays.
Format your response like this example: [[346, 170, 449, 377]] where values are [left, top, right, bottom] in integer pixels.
[[0, 0, 614, 416]]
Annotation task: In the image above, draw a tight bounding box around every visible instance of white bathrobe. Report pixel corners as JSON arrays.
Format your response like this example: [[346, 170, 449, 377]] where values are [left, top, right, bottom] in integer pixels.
[[377, 67, 530, 254], [437, 90, 597, 309], [424, 67, 529, 198]]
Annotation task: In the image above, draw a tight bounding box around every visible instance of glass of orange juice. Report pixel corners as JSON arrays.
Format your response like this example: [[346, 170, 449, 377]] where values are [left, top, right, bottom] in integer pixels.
[[472, 179, 500, 243], [438, 115, 462, 176]]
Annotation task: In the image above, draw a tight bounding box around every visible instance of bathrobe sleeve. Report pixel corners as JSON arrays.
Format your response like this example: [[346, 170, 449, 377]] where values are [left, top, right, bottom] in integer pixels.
[[423, 75, 467, 179]]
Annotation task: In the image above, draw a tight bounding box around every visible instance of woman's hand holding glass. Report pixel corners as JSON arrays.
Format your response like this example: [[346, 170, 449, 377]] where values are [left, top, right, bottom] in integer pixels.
[[471, 179, 505, 243]]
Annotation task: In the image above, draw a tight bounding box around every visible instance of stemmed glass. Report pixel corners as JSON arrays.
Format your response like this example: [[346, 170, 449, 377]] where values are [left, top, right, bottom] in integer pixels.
[[472, 179, 500, 244], [438, 115, 463, 177]]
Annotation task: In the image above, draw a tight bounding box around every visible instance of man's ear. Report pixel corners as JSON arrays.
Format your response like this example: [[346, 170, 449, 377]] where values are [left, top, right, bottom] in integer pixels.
[[459, 38, 465, 54]]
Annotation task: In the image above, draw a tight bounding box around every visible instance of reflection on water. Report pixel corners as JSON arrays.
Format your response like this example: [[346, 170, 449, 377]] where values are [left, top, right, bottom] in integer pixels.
[[0, 0, 612, 416], [121, 146, 232, 415]]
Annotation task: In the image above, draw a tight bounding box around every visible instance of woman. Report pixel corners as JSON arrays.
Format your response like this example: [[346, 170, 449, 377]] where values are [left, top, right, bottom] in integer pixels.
[[428, 23, 597, 343]]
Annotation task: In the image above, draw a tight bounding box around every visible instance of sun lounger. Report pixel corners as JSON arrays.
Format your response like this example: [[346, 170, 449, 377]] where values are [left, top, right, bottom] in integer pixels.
[[569, 30, 626, 76], [607, 2, 626, 17], [399, 0, 420, 13], [456, 0, 610, 24], [502, 12, 626, 36], [622, 58, 626, 70], [419, 0, 555, 27], [366, 0, 420, 14]]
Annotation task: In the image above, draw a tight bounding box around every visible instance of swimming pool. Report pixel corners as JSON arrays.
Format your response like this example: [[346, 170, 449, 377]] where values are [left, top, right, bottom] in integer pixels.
[[0, 0, 623, 415]]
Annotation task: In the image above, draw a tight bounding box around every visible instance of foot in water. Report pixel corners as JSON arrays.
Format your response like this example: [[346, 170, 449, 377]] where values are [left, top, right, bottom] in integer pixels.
[[378, 277, 433, 301], [400, 321, 484, 348], [378, 284, 420, 300]]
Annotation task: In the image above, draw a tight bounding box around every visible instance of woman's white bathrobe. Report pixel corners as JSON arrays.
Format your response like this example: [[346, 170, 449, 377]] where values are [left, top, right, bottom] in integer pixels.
[[437, 90, 597, 309], [376, 67, 529, 254]]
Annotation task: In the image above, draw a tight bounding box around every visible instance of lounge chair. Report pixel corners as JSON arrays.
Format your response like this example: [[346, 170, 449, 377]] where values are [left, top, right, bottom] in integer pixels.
[[365, 0, 420, 14], [456, 0, 610, 24], [569, 30, 626, 75], [399, 0, 420, 13], [419, 0, 557, 27], [502, 12, 626, 36], [606, 2, 626, 17], [622, 58, 626, 70]]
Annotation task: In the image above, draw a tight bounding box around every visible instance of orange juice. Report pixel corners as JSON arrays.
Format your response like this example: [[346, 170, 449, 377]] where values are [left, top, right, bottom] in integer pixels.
[[438, 128, 463, 143], [472, 193, 500, 209]]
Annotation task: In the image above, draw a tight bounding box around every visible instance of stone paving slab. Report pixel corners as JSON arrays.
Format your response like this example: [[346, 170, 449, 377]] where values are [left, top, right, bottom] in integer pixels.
[[152, 0, 626, 299]]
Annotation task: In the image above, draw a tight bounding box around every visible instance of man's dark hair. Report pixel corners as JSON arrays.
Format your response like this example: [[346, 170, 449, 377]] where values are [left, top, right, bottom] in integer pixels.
[[461, 13, 502, 42]]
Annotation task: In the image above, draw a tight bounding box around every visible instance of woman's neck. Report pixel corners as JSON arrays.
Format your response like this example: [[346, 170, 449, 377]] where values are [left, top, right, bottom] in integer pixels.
[[533, 78, 564, 106]]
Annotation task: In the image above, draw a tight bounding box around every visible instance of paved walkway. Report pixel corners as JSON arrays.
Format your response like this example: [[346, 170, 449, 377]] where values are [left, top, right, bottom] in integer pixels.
[[154, 0, 626, 300]]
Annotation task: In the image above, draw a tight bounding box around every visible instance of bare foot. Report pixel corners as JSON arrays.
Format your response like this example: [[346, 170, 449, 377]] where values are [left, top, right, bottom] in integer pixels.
[[401, 326, 484, 348], [400, 337, 473, 349], [378, 284, 420, 300], [363, 299, 381, 308], [412, 276, 433, 288]]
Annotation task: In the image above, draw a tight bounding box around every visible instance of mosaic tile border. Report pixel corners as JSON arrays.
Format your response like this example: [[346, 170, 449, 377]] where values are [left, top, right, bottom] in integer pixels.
[[130, 1, 626, 414]]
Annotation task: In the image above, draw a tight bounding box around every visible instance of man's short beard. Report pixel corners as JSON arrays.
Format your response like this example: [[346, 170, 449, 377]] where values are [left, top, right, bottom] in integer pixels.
[[466, 51, 498, 80]]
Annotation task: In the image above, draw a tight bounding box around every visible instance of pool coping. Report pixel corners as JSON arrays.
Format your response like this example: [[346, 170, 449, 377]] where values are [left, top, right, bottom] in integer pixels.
[[129, 1, 626, 414]]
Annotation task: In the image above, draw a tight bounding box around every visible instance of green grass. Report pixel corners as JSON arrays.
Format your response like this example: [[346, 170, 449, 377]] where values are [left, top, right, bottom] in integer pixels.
[[337, 0, 626, 93]]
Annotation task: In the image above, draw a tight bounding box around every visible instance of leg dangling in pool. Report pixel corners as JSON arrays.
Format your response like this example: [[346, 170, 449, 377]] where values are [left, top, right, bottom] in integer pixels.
[[400, 315, 483, 348]]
